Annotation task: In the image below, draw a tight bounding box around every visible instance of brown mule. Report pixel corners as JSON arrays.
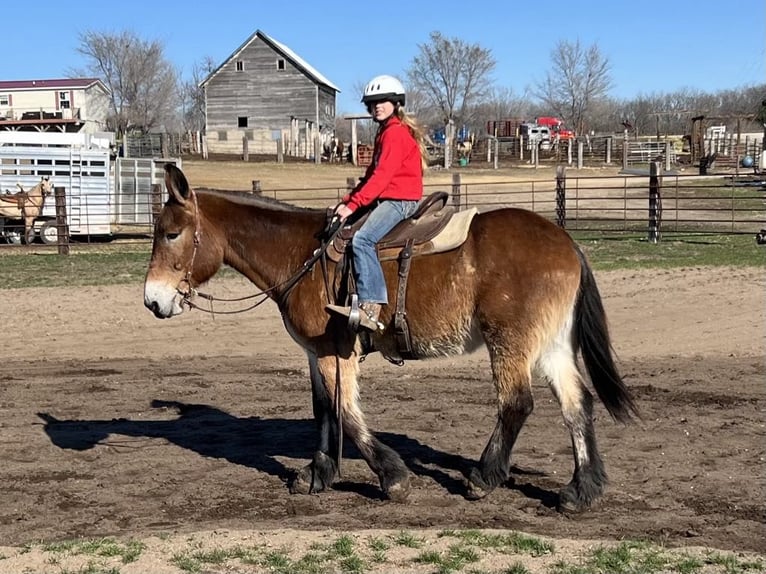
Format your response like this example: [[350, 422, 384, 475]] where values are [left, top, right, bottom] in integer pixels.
[[144, 164, 638, 511]]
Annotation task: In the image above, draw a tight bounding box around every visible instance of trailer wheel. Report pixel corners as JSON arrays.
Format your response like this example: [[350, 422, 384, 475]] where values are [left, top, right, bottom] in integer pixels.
[[4, 227, 23, 245], [39, 221, 59, 245]]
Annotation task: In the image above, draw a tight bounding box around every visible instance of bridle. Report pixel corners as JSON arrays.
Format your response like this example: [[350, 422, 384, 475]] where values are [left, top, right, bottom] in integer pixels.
[[174, 189, 341, 316]]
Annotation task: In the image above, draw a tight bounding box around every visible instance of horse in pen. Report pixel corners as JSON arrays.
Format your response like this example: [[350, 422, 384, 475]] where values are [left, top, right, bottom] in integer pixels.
[[0, 177, 53, 244], [143, 164, 638, 512]]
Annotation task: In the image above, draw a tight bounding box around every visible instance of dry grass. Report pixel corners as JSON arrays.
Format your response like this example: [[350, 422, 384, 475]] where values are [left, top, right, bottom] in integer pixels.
[[180, 158, 626, 193]]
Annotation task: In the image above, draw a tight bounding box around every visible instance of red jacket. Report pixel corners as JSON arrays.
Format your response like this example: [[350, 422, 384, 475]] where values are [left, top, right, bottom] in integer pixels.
[[342, 116, 423, 212]]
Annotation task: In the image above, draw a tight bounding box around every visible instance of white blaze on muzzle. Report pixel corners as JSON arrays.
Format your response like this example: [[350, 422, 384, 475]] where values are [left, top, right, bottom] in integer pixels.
[[144, 278, 185, 318]]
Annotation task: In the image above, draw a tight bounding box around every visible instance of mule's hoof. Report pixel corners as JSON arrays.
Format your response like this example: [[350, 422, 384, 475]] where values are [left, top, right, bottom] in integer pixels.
[[289, 472, 313, 495], [557, 485, 591, 514], [465, 467, 493, 500], [384, 477, 411, 503], [289, 465, 329, 495]]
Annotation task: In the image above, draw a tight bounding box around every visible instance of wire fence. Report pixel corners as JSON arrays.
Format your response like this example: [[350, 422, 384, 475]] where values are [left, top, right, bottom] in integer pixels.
[[1, 171, 763, 252]]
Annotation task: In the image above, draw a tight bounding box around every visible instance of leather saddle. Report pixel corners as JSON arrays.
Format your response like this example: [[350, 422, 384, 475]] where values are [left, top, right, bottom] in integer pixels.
[[0, 191, 28, 209], [327, 192, 477, 262]]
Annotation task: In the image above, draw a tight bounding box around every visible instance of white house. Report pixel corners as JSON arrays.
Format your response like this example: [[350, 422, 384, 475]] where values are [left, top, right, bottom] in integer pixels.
[[0, 78, 110, 134]]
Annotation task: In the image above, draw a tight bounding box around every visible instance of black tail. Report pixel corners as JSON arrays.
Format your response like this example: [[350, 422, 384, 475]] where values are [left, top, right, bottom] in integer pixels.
[[574, 247, 639, 423]]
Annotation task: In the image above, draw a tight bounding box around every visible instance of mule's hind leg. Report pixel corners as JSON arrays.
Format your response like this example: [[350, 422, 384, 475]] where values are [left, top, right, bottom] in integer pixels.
[[467, 350, 534, 500], [540, 343, 607, 512], [290, 353, 339, 494]]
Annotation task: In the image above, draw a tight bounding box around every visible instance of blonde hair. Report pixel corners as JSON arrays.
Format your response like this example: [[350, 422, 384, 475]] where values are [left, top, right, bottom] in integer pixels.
[[392, 107, 430, 172]]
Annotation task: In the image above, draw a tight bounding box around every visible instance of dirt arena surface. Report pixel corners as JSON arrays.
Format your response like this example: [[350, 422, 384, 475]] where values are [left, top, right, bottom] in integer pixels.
[[0, 265, 764, 571]]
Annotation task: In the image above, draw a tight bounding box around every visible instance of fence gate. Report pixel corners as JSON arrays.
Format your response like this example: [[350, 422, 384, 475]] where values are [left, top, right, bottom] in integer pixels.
[[114, 158, 180, 226]]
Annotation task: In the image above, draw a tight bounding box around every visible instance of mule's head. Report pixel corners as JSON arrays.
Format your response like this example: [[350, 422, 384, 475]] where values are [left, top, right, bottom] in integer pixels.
[[143, 164, 222, 319]]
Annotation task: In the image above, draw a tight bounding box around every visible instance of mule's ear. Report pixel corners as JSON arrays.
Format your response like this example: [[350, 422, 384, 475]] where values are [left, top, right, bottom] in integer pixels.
[[164, 163, 191, 205]]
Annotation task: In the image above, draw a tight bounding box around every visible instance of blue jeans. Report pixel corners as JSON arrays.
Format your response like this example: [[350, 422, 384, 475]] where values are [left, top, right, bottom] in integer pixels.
[[351, 199, 419, 304]]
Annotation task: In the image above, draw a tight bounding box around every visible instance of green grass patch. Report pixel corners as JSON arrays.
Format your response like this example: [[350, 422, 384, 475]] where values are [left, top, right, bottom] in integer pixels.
[[392, 530, 426, 549], [39, 538, 145, 564], [574, 232, 765, 270], [0, 250, 151, 289], [1, 231, 762, 290], [547, 540, 765, 574]]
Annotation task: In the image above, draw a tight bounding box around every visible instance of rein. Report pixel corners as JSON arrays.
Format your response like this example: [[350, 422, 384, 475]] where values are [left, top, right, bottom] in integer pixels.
[[176, 193, 340, 316]]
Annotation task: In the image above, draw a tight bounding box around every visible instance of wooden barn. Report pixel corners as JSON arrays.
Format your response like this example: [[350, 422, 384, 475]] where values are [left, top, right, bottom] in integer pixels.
[[200, 29, 340, 158]]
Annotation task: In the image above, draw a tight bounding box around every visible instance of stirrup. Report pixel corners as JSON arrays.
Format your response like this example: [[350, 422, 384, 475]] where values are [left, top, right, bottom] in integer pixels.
[[348, 294, 362, 332]]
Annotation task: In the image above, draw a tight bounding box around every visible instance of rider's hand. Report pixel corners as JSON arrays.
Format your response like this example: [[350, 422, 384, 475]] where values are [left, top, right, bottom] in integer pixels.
[[334, 203, 354, 222]]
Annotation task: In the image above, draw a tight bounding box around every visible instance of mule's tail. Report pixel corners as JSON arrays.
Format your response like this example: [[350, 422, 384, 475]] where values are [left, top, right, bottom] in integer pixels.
[[574, 246, 639, 423]]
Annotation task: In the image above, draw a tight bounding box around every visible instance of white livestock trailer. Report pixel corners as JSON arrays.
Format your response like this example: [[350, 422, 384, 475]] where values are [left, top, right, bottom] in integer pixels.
[[0, 132, 178, 244]]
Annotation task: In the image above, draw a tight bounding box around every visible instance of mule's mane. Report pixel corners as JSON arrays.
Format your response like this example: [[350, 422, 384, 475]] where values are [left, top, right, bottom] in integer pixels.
[[196, 188, 323, 214]]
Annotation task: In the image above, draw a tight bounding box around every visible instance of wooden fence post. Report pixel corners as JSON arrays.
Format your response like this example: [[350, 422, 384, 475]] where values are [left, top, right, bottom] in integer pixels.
[[649, 161, 663, 243], [622, 132, 629, 170], [451, 173, 462, 208], [605, 137, 612, 164], [277, 136, 284, 164], [151, 183, 163, 221], [555, 166, 567, 228], [54, 186, 70, 255], [665, 141, 672, 172], [251, 180, 262, 195], [493, 138, 499, 170], [577, 140, 584, 169]]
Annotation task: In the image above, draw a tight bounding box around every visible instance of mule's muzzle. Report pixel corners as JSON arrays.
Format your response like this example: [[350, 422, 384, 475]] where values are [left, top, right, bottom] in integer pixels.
[[146, 299, 168, 319]]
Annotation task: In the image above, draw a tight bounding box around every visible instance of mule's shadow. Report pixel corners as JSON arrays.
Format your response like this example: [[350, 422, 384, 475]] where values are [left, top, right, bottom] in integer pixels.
[[38, 400, 556, 506]]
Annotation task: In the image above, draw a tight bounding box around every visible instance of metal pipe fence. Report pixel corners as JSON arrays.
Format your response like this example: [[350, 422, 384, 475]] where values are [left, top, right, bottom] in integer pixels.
[[2, 172, 763, 252]]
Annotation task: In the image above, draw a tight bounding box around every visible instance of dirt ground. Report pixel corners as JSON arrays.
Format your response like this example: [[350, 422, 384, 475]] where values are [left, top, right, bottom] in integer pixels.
[[0, 263, 764, 571]]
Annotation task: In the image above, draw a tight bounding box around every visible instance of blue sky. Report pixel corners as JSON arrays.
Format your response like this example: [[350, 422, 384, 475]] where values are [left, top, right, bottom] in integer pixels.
[[4, 0, 764, 114]]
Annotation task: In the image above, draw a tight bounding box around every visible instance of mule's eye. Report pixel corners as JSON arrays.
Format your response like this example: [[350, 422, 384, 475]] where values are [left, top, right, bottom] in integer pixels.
[[165, 232, 180, 241]]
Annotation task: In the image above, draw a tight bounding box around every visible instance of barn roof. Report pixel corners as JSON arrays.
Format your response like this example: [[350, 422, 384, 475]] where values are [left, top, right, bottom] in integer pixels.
[[200, 30, 340, 93], [0, 78, 109, 92]]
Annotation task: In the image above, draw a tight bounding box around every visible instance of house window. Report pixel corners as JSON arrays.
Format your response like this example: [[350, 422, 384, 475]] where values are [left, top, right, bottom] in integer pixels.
[[238, 116, 248, 128], [0, 94, 9, 106], [59, 91, 71, 109], [277, 59, 285, 70], [236, 60, 244, 72]]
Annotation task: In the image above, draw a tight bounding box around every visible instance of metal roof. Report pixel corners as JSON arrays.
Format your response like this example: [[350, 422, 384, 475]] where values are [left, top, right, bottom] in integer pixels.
[[200, 30, 340, 93], [0, 78, 109, 92]]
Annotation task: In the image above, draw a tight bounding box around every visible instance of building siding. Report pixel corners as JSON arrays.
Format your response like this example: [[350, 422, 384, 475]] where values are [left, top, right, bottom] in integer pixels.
[[204, 34, 337, 155]]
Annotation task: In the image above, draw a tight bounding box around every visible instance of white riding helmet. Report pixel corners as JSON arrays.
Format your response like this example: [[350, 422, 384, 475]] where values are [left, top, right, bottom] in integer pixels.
[[361, 75, 406, 106]]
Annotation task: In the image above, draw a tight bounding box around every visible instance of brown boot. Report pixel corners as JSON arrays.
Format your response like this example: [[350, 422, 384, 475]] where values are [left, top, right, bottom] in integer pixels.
[[358, 302, 383, 332]]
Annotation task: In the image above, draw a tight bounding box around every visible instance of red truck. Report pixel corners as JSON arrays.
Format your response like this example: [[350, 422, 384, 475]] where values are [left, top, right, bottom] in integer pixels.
[[535, 116, 576, 140]]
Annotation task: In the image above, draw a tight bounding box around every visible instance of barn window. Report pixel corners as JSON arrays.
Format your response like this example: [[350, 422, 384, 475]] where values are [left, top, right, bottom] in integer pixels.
[[236, 60, 244, 72], [277, 59, 285, 71], [0, 94, 9, 106], [238, 116, 248, 128]]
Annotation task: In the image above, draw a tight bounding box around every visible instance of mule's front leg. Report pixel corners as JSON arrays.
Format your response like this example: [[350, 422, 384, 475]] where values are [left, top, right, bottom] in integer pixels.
[[290, 354, 339, 494], [319, 353, 411, 502]]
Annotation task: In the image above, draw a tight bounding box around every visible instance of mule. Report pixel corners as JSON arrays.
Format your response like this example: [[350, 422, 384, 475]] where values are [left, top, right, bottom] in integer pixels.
[[0, 177, 53, 244], [144, 164, 638, 511]]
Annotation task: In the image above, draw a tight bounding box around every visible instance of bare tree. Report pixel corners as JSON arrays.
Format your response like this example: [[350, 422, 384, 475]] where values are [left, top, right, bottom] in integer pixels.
[[179, 56, 217, 132], [536, 39, 613, 135], [406, 32, 495, 128], [75, 30, 179, 135]]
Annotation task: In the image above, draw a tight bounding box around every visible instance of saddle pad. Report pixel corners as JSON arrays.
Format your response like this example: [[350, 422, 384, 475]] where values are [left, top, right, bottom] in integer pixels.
[[378, 207, 478, 261]]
